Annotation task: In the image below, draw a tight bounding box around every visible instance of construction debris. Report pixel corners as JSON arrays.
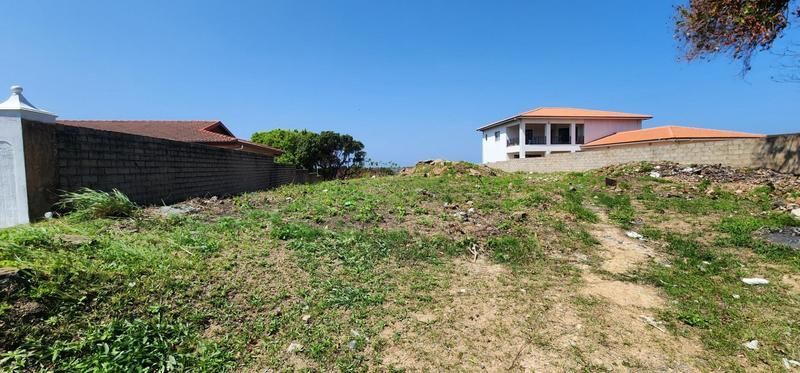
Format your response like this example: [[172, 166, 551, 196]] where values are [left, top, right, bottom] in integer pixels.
[[626, 231, 644, 240], [602, 162, 800, 195], [743, 340, 760, 350], [287, 342, 304, 353], [784, 358, 800, 369], [741, 278, 770, 285], [765, 227, 800, 249], [400, 160, 500, 177]]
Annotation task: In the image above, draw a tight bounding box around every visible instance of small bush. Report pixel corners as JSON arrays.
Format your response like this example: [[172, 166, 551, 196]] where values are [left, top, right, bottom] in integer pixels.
[[58, 188, 136, 220]]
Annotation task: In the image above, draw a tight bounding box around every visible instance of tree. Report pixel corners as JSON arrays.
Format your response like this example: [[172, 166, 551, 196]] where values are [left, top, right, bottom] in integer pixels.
[[314, 131, 366, 179], [251, 129, 366, 179], [251, 129, 319, 170], [675, 0, 800, 76]]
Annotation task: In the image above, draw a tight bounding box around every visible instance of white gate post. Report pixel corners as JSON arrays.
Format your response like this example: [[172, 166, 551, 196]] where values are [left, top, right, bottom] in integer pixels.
[[0, 86, 57, 228]]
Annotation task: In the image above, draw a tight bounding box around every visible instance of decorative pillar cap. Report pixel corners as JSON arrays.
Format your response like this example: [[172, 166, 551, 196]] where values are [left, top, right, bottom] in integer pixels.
[[0, 85, 57, 123]]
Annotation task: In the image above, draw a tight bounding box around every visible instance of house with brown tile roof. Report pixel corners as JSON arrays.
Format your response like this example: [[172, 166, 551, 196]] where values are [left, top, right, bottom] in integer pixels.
[[478, 107, 652, 163], [57, 120, 283, 156]]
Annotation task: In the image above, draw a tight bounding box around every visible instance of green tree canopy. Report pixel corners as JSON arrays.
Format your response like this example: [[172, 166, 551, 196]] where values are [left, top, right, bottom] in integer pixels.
[[251, 129, 366, 179]]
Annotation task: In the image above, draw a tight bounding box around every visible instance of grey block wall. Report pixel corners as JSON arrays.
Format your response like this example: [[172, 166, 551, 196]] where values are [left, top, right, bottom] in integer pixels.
[[487, 135, 800, 175], [22, 120, 314, 219]]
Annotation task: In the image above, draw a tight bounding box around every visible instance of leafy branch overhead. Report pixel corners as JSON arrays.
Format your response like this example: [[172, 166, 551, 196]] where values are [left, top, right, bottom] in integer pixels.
[[675, 0, 800, 74], [251, 129, 366, 179]]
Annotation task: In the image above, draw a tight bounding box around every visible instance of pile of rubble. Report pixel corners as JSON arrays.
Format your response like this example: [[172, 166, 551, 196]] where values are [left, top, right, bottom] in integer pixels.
[[646, 163, 797, 185], [604, 162, 800, 194], [399, 160, 500, 177]]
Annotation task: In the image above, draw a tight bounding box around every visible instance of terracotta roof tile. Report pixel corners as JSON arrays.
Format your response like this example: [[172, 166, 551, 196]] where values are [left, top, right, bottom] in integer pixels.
[[582, 125, 764, 148], [57, 120, 283, 155], [57, 120, 234, 143], [477, 107, 652, 131]]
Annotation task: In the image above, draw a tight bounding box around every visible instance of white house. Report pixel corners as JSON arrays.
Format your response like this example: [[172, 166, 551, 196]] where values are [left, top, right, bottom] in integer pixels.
[[478, 107, 652, 163]]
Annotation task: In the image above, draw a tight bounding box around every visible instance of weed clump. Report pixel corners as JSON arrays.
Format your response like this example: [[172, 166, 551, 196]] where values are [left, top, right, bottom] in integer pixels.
[[58, 188, 137, 220]]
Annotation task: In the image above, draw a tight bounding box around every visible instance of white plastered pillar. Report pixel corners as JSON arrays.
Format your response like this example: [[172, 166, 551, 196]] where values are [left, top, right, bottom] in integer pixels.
[[518, 120, 525, 159], [0, 86, 57, 228], [570, 122, 576, 152]]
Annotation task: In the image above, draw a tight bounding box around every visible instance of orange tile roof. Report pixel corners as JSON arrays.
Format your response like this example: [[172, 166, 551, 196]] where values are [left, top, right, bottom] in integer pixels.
[[57, 120, 283, 156], [477, 107, 652, 131], [581, 125, 764, 149]]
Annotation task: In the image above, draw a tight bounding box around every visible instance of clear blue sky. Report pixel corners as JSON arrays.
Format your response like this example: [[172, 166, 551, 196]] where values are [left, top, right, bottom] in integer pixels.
[[2, 1, 798, 165]]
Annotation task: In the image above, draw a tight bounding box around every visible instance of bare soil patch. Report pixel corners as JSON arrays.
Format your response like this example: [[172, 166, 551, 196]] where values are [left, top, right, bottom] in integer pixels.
[[379, 258, 546, 371], [591, 223, 656, 274]]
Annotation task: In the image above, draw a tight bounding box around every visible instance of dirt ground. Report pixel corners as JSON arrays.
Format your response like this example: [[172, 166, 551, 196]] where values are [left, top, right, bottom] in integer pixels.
[[378, 212, 705, 372]]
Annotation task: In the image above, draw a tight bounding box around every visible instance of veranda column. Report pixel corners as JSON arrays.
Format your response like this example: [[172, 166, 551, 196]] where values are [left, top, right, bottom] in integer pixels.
[[518, 120, 525, 159], [570, 122, 576, 152], [545, 122, 551, 155]]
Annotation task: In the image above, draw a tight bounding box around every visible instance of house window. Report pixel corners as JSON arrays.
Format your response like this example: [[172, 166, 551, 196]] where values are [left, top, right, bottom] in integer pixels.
[[576, 123, 585, 144], [550, 124, 571, 144], [494, 131, 501, 140]]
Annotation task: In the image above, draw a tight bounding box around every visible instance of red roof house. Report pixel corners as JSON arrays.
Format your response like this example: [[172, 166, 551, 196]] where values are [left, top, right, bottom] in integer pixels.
[[57, 120, 282, 156]]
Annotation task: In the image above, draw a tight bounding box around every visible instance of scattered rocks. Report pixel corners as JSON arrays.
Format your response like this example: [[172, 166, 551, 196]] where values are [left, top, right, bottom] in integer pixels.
[[157, 204, 199, 217], [743, 340, 760, 350], [648, 171, 661, 178], [401, 161, 499, 177], [640, 315, 666, 333], [59, 234, 92, 246], [604, 177, 618, 187], [602, 162, 800, 196], [0, 267, 30, 296], [301, 314, 312, 323], [741, 278, 769, 285], [765, 227, 800, 249], [347, 340, 358, 350], [792, 208, 800, 219], [511, 211, 528, 222], [43, 211, 56, 219], [454, 208, 478, 222], [287, 342, 304, 353], [783, 358, 800, 369]]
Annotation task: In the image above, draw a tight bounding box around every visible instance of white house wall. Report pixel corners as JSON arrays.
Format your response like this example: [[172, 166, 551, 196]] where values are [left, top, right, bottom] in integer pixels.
[[481, 128, 509, 163], [481, 118, 644, 163], [583, 119, 642, 143]]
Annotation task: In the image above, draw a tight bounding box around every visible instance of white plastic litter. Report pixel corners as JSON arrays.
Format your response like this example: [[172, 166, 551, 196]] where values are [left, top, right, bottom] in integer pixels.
[[743, 340, 760, 350], [741, 278, 769, 285], [625, 231, 644, 240]]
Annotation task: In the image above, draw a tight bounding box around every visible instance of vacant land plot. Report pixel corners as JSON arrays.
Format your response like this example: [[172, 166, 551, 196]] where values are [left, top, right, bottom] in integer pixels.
[[1, 162, 799, 371]]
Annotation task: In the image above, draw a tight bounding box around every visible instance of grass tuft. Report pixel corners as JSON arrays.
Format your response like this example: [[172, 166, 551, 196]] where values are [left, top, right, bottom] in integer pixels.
[[58, 188, 137, 220]]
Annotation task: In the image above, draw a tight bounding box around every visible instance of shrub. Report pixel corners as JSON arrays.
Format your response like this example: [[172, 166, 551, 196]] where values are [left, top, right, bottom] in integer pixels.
[[58, 188, 137, 220]]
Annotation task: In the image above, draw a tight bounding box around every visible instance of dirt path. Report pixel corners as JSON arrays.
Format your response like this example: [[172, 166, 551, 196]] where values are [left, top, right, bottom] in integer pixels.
[[379, 213, 705, 371]]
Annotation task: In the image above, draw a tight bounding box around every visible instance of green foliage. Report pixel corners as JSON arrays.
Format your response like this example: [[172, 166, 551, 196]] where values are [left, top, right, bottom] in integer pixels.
[[251, 128, 319, 169], [5, 162, 800, 370], [675, 0, 797, 73], [487, 235, 542, 263], [28, 316, 230, 371], [251, 129, 366, 179], [58, 188, 136, 220], [594, 192, 635, 228], [562, 190, 599, 223]]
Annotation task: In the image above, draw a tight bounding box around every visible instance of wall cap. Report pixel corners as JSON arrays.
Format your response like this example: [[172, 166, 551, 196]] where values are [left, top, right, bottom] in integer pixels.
[[0, 85, 57, 123]]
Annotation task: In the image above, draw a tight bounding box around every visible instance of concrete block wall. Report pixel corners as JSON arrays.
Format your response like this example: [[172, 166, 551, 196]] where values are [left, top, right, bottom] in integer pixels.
[[487, 135, 800, 174], [22, 120, 313, 219]]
